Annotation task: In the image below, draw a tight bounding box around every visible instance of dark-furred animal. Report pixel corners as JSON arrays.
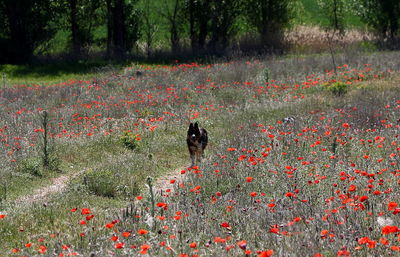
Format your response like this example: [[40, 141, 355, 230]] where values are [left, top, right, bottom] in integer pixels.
[[187, 122, 208, 167]]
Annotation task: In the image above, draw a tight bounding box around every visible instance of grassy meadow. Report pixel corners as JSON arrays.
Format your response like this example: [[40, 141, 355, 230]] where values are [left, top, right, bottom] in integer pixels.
[[0, 50, 400, 256]]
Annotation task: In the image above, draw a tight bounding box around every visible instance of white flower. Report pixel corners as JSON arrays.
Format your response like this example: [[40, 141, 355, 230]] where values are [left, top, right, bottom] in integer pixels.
[[377, 216, 393, 227]]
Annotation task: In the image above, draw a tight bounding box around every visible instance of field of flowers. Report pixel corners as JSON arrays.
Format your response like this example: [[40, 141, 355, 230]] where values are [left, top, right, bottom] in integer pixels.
[[0, 51, 399, 256]]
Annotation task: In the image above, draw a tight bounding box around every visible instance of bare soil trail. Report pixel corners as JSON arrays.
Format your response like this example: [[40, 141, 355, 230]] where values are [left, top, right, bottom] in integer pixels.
[[14, 170, 85, 206], [154, 166, 189, 196], [13, 163, 189, 206]]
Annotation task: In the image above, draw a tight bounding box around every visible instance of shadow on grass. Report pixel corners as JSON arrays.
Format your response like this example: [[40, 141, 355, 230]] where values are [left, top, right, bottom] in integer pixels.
[[0, 61, 125, 79]]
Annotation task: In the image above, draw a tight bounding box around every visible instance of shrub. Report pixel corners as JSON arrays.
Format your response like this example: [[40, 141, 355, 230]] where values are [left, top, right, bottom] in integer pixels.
[[326, 81, 349, 96], [84, 169, 118, 197], [45, 153, 61, 172], [119, 131, 140, 150], [17, 157, 43, 177]]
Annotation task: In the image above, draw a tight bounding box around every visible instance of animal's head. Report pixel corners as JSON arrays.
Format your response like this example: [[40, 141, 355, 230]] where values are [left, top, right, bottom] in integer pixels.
[[188, 122, 201, 142]]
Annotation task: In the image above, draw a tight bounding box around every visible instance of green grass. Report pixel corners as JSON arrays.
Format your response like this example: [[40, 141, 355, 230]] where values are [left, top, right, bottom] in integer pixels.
[[1, 51, 399, 255], [0, 61, 125, 87]]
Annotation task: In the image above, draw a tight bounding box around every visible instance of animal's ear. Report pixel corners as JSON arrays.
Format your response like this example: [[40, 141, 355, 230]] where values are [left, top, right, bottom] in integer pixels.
[[194, 122, 199, 131], [189, 123, 194, 131]]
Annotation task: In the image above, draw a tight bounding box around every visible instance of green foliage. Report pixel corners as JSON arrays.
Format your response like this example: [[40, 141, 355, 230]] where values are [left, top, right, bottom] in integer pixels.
[[350, 0, 400, 40], [17, 157, 43, 177], [326, 81, 349, 96], [0, 0, 56, 63], [46, 153, 62, 172], [317, 0, 346, 31], [84, 169, 118, 197], [119, 131, 140, 150], [244, 0, 294, 48]]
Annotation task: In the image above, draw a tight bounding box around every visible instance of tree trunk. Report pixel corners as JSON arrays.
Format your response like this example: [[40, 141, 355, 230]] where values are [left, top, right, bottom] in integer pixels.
[[69, 0, 81, 57], [170, 0, 180, 55], [106, 0, 113, 57], [188, 0, 197, 54], [113, 0, 125, 57], [4, 0, 33, 63]]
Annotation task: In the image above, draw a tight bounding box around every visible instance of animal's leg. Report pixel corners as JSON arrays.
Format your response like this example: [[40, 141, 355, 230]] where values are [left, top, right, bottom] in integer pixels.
[[190, 154, 195, 167]]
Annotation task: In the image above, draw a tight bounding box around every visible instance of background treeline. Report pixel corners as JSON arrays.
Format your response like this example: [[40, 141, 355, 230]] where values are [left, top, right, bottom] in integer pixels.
[[0, 0, 400, 64]]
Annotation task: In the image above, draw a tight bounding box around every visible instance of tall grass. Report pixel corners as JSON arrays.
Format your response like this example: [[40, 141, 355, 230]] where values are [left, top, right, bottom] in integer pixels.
[[0, 50, 399, 255]]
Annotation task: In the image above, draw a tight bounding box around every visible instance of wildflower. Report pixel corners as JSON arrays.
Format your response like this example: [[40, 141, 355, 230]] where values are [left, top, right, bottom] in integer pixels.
[[115, 242, 124, 249], [140, 244, 150, 254], [105, 223, 114, 229], [388, 202, 398, 211], [214, 237, 226, 243], [81, 208, 90, 215], [236, 240, 247, 250], [220, 222, 231, 229], [382, 225, 399, 235], [38, 245, 47, 254], [189, 242, 197, 248], [138, 229, 148, 235], [122, 232, 131, 237], [348, 185, 357, 192], [258, 250, 274, 257]]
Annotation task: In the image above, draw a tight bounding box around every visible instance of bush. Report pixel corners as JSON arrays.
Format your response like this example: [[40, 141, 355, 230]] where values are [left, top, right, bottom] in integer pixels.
[[17, 157, 43, 177], [119, 131, 140, 150], [84, 169, 118, 197], [326, 81, 349, 96], [45, 153, 61, 172]]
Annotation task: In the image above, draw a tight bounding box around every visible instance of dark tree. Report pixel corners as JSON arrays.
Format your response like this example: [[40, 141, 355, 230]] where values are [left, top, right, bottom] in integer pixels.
[[355, 0, 400, 42], [208, 0, 242, 54], [0, 0, 55, 63], [244, 0, 292, 50], [162, 0, 184, 55], [186, 0, 212, 54], [69, 0, 81, 56], [65, 0, 102, 57], [107, 0, 140, 58], [186, 0, 241, 55]]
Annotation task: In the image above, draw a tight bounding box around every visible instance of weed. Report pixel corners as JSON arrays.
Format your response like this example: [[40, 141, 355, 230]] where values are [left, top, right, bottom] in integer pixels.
[[84, 169, 118, 197], [119, 131, 140, 150], [326, 81, 349, 96], [17, 157, 43, 177]]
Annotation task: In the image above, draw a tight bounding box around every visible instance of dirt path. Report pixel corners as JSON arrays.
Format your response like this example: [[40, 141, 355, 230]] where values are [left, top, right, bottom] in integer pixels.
[[13, 163, 188, 207], [154, 166, 188, 196], [15, 170, 84, 206]]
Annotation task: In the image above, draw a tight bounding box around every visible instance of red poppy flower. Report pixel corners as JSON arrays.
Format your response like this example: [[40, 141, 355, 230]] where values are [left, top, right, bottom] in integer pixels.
[[140, 244, 151, 254], [382, 225, 399, 234], [236, 240, 247, 250], [122, 232, 131, 237], [115, 242, 124, 249], [220, 222, 231, 228], [138, 229, 148, 235], [258, 250, 274, 257], [81, 208, 90, 215], [388, 202, 398, 211], [348, 185, 357, 192], [105, 223, 114, 229]]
